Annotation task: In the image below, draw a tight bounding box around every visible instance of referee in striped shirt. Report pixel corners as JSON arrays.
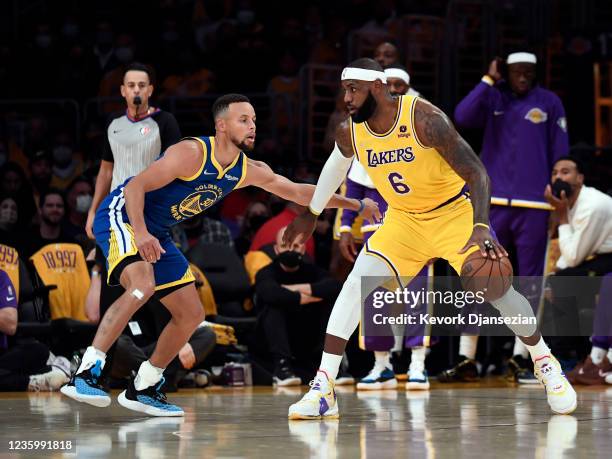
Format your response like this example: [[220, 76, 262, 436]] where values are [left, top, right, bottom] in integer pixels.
[[86, 62, 180, 384]]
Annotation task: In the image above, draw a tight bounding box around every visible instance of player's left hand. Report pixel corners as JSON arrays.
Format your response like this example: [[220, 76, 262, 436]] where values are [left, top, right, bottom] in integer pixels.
[[458, 225, 507, 259], [359, 198, 382, 223], [544, 185, 569, 213], [283, 211, 317, 247]]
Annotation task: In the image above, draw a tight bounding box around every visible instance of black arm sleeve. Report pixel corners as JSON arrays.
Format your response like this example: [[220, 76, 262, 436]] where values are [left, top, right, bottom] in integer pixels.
[[255, 266, 301, 308], [158, 112, 182, 152], [309, 266, 343, 302]]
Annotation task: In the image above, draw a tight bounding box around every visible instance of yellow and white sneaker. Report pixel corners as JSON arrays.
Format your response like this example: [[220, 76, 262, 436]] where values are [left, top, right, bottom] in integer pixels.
[[288, 371, 339, 420], [534, 355, 577, 415]]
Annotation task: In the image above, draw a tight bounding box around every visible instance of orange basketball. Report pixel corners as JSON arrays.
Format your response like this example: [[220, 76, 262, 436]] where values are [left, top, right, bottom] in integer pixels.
[[460, 251, 513, 302]]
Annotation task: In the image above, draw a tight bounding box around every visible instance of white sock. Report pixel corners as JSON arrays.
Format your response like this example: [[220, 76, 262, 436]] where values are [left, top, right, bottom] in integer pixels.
[[374, 351, 391, 369], [76, 346, 106, 375], [459, 335, 478, 360], [513, 338, 529, 359], [319, 352, 343, 381], [391, 335, 404, 353], [607, 348, 612, 363], [409, 347, 426, 373], [134, 360, 165, 391], [524, 337, 551, 362], [590, 346, 607, 365]]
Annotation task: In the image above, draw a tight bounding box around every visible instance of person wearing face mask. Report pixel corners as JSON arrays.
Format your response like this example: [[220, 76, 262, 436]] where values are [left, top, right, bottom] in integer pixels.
[[544, 156, 612, 384], [254, 227, 342, 386], [63, 176, 94, 242], [454, 51, 570, 383], [50, 135, 86, 190]]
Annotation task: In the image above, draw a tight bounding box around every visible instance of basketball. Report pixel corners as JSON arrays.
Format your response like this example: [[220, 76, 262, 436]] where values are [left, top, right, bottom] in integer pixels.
[[460, 250, 513, 302]]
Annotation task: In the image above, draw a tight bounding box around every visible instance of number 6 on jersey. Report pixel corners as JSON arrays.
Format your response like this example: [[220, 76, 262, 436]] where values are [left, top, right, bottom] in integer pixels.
[[388, 172, 411, 194]]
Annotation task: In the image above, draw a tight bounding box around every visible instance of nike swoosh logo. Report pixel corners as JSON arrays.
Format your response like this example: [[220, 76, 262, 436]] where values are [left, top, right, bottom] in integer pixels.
[[493, 111, 504, 116], [113, 130, 122, 134], [203, 171, 217, 176], [6, 296, 15, 301]]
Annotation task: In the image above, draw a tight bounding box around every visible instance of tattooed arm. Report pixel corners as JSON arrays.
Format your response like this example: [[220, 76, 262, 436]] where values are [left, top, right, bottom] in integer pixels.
[[413, 98, 506, 259]]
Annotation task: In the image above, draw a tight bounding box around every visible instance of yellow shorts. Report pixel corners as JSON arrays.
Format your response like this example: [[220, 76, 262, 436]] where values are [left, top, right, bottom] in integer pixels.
[[364, 196, 480, 277]]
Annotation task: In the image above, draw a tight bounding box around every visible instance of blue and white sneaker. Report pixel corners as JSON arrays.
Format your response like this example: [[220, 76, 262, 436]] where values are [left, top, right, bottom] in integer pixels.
[[406, 369, 430, 390], [118, 377, 184, 417], [356, 366, 398, 391], [288, 371, 339, 420], [60, 360, 111, 407]]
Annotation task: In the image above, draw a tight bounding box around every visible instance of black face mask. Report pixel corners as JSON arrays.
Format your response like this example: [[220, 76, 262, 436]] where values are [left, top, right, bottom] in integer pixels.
[[248, 215, 267, 232], [351, 91, 377, 124], [277, 251, 303, 268], [551, 178, 573, 198]]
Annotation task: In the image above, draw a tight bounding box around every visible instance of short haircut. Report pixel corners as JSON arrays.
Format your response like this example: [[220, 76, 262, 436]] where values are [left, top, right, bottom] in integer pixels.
[[347, 58, 384, 72], [553, 155, 584, 175], [385, 63, 408, 72], [39, 188, 65, 209], [212, 94, 251, 120], [123, 62, 155, 84]]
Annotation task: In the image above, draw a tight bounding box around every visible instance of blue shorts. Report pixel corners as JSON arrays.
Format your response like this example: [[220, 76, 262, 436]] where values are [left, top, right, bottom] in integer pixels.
[[93, 195, 194, 291]]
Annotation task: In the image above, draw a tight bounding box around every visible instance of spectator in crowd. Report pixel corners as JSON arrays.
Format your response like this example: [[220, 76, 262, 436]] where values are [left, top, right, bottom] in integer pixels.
[[235, 201, 270, 256], [171, 214, 235, 254], [454, 52, 569, 382], [0, 195, 26, 254], [384, 64, 420, 96], [0, 268, 69, 391], [250, 202, 316, 260], [544, 156, 612, 382], [29, 149, 53, 214], [28, 189, 75, 257], [50, 132, 86, 190], [373, 41, 399, 68], [255, 227, 342, 386], [63, 176, 93, 242], [0, 162, 36, 226]]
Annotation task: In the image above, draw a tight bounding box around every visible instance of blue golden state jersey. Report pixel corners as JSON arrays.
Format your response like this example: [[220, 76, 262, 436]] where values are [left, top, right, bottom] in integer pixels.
[[95, 136, 248, 237]]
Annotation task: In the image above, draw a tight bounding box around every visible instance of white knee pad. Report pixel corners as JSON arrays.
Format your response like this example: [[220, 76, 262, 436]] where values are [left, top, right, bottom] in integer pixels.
[[489, 286, 538, 336]]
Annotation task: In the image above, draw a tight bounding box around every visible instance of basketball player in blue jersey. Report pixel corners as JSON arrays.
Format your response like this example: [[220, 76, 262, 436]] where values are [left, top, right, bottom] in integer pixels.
[[61, 94, 380, 416]]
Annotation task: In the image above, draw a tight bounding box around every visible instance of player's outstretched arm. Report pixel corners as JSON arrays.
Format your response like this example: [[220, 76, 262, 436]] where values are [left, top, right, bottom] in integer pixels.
[[413, 98, 507, 259], [123, 139, 203, 262], [242, 158, 379, 216]]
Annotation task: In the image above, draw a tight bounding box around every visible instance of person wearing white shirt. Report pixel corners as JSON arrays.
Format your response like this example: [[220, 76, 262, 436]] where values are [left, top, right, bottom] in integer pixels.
[[544, 156, 612, 384]]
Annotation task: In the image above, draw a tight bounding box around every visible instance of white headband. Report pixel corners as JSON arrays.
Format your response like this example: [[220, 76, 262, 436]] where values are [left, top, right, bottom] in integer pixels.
[[341, 67, 387, 83], [384, 68, 410, 85], [507, 52, 537, 65]]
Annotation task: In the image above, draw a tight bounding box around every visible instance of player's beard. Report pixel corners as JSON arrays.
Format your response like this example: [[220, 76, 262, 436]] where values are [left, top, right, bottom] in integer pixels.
[[233, 135, 255, 152], [351, 91, 377, 124]]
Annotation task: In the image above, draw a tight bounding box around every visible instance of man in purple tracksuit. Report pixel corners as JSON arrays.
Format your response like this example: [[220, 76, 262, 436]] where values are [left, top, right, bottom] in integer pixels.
[[454, 51, 569, 381]]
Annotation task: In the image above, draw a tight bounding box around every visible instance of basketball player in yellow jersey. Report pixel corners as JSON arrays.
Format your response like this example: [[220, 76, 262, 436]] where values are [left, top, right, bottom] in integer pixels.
[[286, 59, 576, 418]]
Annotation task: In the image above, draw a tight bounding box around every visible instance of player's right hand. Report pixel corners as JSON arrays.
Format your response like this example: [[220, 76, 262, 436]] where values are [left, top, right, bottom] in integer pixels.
[[135, 230, 166, 263], [339, 232, 358, 262], [85, 211, 96, 240], [283, 211, 317, 247], [359, 198, 382, 223]]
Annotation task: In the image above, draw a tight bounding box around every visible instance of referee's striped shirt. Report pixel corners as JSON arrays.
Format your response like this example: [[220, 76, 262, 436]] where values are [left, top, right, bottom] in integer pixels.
[[103, 109, 181, 190]]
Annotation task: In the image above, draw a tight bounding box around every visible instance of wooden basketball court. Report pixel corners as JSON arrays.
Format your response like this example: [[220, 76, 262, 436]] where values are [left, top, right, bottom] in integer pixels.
[[2, 380, 611, 458]]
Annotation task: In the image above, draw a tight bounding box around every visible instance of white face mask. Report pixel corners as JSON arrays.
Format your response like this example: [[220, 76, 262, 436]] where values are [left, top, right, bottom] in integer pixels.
[[0, 206, 17, 226], [76, 194, 93, 213]]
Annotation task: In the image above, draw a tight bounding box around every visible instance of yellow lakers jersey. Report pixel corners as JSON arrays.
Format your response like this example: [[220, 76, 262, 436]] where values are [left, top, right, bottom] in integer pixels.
[[350, 95, 465, 213], [30, 243, 90, 321], [0, 244, 20, 301]]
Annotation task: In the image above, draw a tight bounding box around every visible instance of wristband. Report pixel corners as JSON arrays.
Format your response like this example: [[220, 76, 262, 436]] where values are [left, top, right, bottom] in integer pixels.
[[481, 75, 495, 86], [474, 223, 490, 230], [357, 199, 365, 214]]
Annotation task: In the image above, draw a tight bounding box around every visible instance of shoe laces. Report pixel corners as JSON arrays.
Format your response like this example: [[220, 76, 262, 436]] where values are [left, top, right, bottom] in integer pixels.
[[305, 374, 329, 399], [150, 377, 168, 403], [364, 364, 388, 380], [535, 358, 563, 387]]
